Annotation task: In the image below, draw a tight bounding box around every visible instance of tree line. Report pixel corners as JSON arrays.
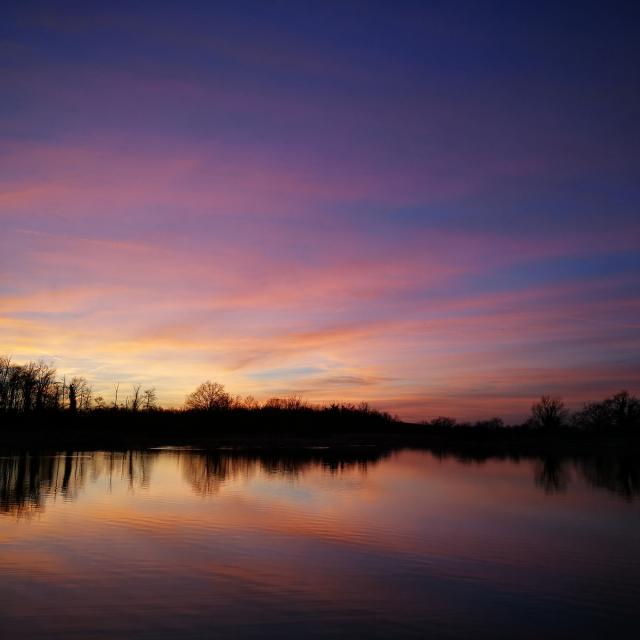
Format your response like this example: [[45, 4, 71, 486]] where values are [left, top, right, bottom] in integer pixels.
[[0, 358, 389, 421], [422, 392, 640, 434], [1, 357, 638, 434], [0, 357, 157, 413]]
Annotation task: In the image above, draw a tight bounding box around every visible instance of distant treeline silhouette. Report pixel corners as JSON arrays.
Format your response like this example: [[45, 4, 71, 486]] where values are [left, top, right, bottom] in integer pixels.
[[0, 357, 395, 422], [422, 392, 640, 434], [1, 356, 639, 435]]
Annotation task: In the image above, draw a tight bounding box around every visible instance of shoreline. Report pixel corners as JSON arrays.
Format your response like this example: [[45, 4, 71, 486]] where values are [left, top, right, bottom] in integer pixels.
[[1, 421, 639, 456]]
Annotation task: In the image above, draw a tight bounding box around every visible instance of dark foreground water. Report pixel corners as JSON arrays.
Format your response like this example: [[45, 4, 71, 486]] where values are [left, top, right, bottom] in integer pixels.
[[1, 447, 639, 639]]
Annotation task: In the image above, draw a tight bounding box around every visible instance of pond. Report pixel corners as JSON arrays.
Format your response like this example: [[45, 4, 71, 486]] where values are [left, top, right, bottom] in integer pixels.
[[1, 447, 639, 638]]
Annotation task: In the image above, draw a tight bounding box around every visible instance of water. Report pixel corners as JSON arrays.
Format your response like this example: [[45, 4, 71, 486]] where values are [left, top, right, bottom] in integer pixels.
[[1, 447, 639, 638]]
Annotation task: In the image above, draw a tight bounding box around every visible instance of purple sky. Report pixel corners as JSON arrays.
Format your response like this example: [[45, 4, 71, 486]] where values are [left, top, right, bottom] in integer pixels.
[[1, 1, 639, 420]]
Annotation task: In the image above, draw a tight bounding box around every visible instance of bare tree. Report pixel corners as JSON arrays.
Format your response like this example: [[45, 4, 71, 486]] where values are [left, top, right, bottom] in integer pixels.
[[33, 362, 57, 410], [79, 381, 92, 411], [573, 390, 640, 432], [142, 387, 158, 411], [0, 356, 14, 411], [131, 384, 142, 411], [113, 382, 120, 409], [20, 361, 37, 412], [242, 395, 259, 410], [0, 358, 61, 412], [264, 395, 307, 410], [606, 391, 640, 431], [530, 395, 569, 429], [185, 381, 232, 411], [68, 377, 91, 411]]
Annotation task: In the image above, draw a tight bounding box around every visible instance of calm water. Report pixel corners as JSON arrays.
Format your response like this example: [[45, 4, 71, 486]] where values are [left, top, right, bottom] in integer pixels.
[[1, 447, 639, 638]]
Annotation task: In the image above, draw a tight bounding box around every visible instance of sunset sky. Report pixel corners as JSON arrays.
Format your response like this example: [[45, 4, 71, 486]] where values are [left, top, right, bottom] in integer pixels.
[[2, 1, 639, 421]]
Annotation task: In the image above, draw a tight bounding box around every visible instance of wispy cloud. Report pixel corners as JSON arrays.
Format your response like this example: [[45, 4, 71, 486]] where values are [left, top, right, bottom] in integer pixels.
[[2, 1, 639, 419]]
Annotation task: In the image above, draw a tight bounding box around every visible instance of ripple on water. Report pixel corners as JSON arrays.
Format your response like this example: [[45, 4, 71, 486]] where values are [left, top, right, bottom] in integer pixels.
[[1, 448, 639, 638]]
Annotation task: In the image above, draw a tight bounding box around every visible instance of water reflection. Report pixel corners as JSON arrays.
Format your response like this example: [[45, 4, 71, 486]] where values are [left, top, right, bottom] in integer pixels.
[[182, 448, 389, 496], [534, 456, 571, 493], [1, 447, 639, 639], [1, 447, 639, 517], [579, 455, 640, 499], [0, 450, 155, 517], [530, 454, 640, 499]]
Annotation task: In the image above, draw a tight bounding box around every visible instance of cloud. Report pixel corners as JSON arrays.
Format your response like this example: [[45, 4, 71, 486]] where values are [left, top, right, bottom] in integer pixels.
[[2, 2, 639, 420]]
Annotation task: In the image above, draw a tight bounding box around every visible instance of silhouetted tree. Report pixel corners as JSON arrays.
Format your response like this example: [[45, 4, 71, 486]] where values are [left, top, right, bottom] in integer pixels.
[[0, 358, 62, 412], [68, 377, 91, 411], [573, 391, 640, 433], [423, 416, 458, 429], [606, 391, 640, 432], [68, 382, 77, 413], [529, 395, 569, 430], [475, 418, 505, 429], [32, 362, 57, 411], [185, 381, 232, 411], [142, 387, 158, 410], [242, 395, 259, 410], [572, 400, 610, 432], [131, 384, 142, 411], [264, 395, 308, 410]]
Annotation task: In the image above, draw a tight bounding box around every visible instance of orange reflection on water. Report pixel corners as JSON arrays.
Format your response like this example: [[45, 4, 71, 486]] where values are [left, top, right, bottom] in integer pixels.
[[1, 448, 639, 638]]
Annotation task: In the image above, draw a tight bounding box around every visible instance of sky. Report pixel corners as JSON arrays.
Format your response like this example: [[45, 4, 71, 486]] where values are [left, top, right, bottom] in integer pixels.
[[1, 0, 639, 421]]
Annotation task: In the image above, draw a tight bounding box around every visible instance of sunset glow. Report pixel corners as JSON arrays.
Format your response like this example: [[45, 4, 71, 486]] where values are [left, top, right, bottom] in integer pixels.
[[2, 2, 639, 420]]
